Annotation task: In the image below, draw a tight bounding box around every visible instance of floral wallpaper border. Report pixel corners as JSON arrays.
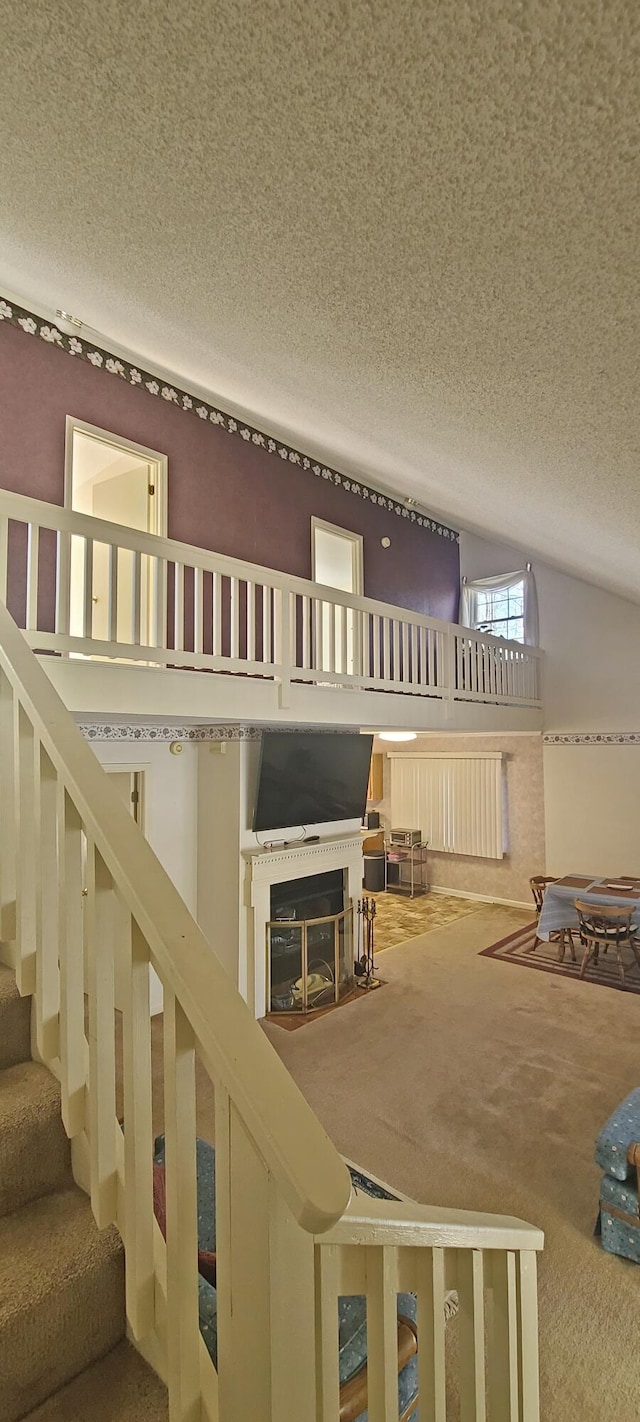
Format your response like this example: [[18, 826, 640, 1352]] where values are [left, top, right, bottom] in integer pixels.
[[0, 295, 459, 543], [543, 732, 640, 746], [77, 722, 351, 742]]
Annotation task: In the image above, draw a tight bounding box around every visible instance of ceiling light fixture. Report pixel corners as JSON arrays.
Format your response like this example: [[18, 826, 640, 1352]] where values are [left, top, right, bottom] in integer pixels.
[[378, 731, 417, 742]]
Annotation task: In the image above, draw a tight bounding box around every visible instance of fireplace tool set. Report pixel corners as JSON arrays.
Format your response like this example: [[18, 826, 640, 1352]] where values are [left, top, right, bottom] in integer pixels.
[[355, 896, 380, 989]]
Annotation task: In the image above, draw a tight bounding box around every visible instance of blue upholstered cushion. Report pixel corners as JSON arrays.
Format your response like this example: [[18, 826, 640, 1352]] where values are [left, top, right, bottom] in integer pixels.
[[595, 1088, 640, 1181], [600, 1210, 640, 1263], [600, 1172, 639, 1216]]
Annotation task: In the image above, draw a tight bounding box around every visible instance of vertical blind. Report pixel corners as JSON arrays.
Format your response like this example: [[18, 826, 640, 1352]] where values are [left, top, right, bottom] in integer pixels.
[[389, 753, 505, 859]]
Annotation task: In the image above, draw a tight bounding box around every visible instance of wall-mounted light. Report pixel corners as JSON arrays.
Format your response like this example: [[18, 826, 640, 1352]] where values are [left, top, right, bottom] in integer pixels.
[[169, 741, 184, 755], [55, 309, 83, 335], [380, 537, 391, 548], [379, 731, 417, 742]]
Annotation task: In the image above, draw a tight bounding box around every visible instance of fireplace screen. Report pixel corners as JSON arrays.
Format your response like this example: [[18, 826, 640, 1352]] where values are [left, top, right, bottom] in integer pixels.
[[267, 905, 353, 1014]]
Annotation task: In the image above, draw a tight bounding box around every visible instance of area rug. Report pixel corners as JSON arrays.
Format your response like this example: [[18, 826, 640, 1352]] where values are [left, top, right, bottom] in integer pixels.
[[370, 888, 482, 952], [480, 921, 640, 994]]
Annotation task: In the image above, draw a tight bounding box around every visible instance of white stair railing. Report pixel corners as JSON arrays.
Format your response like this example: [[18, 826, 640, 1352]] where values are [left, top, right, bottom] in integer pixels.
[[0, 488, 543, 709], [0, 599, 543, 1419]]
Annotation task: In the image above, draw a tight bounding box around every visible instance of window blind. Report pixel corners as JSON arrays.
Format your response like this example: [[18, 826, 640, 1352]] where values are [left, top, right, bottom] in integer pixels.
[[389, 753, 505, 859]]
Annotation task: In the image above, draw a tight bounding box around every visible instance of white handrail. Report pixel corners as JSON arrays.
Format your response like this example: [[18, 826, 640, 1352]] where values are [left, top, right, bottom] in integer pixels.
[[0, 488, 543, 710]]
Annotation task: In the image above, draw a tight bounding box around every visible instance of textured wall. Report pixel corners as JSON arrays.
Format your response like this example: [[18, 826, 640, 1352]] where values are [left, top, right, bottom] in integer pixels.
[[376, 733, 544, 906], [0, 321, 460, 620]]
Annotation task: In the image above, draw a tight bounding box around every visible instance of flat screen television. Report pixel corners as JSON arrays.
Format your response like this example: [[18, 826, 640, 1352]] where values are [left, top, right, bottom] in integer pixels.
[[253, 732, 373, 833]]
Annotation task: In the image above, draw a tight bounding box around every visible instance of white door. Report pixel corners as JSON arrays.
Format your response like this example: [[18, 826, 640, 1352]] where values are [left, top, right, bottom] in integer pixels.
[[66, 421, 167, 652], [311, 519, 363, 676]]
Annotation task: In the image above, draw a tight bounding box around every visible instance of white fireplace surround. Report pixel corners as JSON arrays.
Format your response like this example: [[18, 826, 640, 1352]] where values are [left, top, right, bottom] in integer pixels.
[[242, 833, 364, 1017]]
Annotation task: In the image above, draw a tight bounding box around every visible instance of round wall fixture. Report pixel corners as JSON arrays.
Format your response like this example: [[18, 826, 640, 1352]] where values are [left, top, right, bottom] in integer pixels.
[[379, 731, 417, 742], [380, 537, 391, 548], [169, 741, 184, 755]]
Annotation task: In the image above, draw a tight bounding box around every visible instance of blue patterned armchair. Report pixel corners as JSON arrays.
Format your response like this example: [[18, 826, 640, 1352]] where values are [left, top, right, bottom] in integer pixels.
[[596, 1088, 640, 1262]]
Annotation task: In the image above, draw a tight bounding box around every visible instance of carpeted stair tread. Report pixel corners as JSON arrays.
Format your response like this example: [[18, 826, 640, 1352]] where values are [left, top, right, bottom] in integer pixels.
[[0, 1061, 71, 1217], [20, 1341, 168, 1421], [0, 964, 30, 1070], [0, 1187, 125, 1422]]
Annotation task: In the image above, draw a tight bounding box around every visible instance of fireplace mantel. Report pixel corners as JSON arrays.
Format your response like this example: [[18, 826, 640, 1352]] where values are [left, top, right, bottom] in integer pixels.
[[242, 833, 363, 1017]]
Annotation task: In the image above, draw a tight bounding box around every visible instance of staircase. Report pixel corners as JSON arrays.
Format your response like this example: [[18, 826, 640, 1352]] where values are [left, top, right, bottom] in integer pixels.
[[0, 964, 168, 1421], [0, 597, 544, 1420]]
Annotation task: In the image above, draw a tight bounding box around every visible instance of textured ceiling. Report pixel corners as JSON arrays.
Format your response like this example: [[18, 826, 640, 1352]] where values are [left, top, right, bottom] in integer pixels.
[[1, 1, 639, 600]]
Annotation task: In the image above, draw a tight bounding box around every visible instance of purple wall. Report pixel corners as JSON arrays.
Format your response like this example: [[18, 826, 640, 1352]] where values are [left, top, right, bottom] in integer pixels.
[[0, 320, 460, 620]]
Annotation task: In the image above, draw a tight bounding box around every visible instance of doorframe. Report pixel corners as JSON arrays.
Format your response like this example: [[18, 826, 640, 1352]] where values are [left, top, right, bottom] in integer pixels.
[[310, 517, 364, 594], [64, 416, 168, 538], [103, 763, 147, 831]]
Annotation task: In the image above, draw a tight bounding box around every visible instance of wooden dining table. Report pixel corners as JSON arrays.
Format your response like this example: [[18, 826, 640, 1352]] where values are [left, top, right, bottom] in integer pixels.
[[537, 875, 640, 941]]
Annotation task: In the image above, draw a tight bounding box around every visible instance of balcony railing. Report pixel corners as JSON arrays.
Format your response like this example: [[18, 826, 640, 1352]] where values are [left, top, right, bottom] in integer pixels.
[[0, 490, 543, 709]]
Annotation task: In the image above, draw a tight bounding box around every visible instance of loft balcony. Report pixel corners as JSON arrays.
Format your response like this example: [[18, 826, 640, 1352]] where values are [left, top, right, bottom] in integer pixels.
[[0, 489, 543, 730]]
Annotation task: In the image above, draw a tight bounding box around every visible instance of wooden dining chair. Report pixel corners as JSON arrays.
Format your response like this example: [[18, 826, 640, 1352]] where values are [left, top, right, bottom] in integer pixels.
[[529, 875, 576, 960], [574, 900, 640, 988]]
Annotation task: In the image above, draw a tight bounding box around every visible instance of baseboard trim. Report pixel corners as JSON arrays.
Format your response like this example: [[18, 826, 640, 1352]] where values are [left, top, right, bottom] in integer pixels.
[[429, 884, 532, 911]]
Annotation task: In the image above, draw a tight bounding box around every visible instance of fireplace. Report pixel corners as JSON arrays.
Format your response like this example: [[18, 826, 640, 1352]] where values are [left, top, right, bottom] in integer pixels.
[[242, 833, 363, 1018], [268, 869, 353, 1015]]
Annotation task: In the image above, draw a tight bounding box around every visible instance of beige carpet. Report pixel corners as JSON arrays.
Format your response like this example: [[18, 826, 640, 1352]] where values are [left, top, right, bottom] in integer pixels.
[[260, 905, 640, 1422]]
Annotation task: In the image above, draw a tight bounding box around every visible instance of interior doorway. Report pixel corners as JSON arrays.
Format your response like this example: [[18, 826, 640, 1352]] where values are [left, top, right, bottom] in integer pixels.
[[65, 419, 168, 650], [311, 518, 363, 675]]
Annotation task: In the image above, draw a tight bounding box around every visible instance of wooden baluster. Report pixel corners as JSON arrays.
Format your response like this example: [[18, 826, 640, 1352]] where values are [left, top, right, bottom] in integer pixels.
[[262, 584, 273, 666], [36, 747, 60, 1062], [372, 614, 381, 680], [518, 1251, 540, 1422], [131, 550, 142, 646], [301, 594, 310, 669], [328, 602, 336, 674], [212, 570, 222, 659], [107, 544, 118, 644], [417, 1247, 447, 1422], [340, 603, 348, 675], [83, 538, 94, 641], [315, 1244, 341, 1422], [314, 599, 324, 672], [411, 623, 419, 685], [246, 579, 255, 663], [0, 514, 9, 605], [382, 619, 391, 682], [214, 1084, 271, 1421], [487, 1251, 520, 1421], [0, 671, 17, 946], [57, 787, 86, 1136], [366, 1245, 400, 1422], [14, 704, 37, 994], [230, 577, 240, 660], [85, 842, 117, 1228], [26, 523, 40, 631], [163, 990, 200, 1420], [55, 528, 71, 637], [174, 563, 185, 652], [457, 1248, 487, 1422], [193, 566, 204, 658], [121, 906, 155, 1338], [402, 622, 410, 685], [392, 620, 401, 686], [153, 555, 167, 650]]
